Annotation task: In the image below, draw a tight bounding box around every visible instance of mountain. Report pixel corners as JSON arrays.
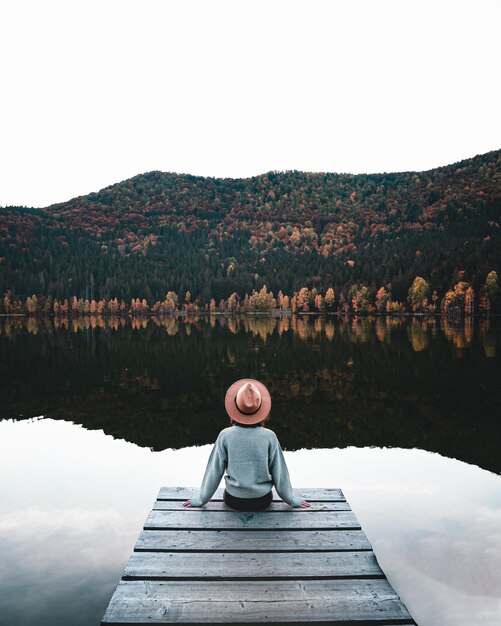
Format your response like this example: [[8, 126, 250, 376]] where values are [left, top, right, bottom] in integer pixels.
[[0, 150, 500, 309]]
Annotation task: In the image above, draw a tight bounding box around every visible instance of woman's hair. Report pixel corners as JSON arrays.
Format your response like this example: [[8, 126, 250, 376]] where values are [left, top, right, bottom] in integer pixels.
[[230, 418, 267, 427]]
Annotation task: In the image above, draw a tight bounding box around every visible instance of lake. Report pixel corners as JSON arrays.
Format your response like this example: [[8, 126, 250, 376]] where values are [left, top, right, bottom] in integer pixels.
[[0, 314, 500, 626]]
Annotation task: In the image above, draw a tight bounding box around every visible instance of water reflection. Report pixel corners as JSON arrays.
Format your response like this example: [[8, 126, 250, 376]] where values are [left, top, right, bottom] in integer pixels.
[[0, 419, 500, 626], [0, 315, 500, 474], [0, 314, 498, 357]]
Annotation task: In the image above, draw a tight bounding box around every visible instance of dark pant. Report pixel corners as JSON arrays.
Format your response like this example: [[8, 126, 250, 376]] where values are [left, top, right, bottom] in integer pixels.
[[223, 489, 273, 511]]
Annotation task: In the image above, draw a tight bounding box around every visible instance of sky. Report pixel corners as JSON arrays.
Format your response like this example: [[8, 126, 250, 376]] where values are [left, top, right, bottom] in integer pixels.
[[1, 0, 500, 208]]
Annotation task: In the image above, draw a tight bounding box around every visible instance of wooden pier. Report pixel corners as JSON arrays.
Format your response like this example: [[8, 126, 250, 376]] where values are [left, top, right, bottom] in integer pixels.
[[101, 487, 415, 624]]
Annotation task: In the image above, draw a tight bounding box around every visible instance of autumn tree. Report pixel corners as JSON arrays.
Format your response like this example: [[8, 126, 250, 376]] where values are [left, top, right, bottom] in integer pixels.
[[295, 287, 311, 312], [441, 281, 470, 318], [324, 287, 335, 311], [375, 286, 390, 314], [3, 293, 11, 314], [314, 293, 325, 312], [407, 276, 429, 313], [25, 295, 37, 314], [226, 292, 238, 312], [479, 270, 500, 317], [277, 290, 285, 310], [164, 291, 178, 314], [350, 285, 371, 315], [249, 285, 276, 311]]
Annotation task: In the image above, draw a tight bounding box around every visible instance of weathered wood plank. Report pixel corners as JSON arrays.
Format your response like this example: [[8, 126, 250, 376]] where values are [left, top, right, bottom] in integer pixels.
[[158, 487, 345, 502], [154, 500, 351, 512], [134, 529, 372, 552], [144, 510, 361, 531], [101, 579, 413, 624], [102, 488, 415, 624], [123, 551, 384, 580]]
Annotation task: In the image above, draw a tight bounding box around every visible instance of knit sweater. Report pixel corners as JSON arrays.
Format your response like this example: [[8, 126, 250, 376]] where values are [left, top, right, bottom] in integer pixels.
[[190, 425, 302, 507]]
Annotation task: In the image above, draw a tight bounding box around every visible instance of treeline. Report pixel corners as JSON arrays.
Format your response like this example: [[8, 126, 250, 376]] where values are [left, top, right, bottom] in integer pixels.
[[2, 270, 499, 318], [0, 150, 500, 307]]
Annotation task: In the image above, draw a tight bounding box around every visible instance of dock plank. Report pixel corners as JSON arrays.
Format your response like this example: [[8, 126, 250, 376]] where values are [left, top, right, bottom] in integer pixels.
[[144, 510, 361, 530], [134, 529, 372, 552], [153, 500, 351, 511], [102, 579, 414, 624], [123, 550, 384, 580], [102, 488, 415, 624], [158, 487, 346, 502]]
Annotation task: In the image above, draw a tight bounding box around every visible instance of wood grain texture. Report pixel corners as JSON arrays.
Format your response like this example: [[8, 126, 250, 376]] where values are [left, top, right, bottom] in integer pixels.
[[101, 488, 415, 624], [144, 510, 361, 531], [123, 550, 383, 580], [154, 500, 351, 512], [101, 579, 414, 624], [134, 529, 372, 552], [157, 487, 346, 502]]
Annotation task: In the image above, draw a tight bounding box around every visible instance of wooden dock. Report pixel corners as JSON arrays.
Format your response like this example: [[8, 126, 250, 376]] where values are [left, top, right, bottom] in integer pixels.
[[101, 487, 415, 625]]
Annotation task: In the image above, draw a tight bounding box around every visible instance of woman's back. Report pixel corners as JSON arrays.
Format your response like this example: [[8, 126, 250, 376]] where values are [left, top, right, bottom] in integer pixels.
[[186, 379, 308, 510], [222, 425, 277, 496]]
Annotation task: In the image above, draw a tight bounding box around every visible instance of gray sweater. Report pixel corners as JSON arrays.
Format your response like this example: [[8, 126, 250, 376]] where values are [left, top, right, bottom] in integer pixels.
[[190, 425, 302, 507]]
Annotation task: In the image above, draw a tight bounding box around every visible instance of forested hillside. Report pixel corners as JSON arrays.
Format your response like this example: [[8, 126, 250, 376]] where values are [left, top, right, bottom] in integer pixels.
[[1, 149, 500, 314]]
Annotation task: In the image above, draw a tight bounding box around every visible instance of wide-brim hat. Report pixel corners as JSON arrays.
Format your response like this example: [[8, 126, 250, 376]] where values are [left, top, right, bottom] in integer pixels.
[[225, 378, 271, 425]]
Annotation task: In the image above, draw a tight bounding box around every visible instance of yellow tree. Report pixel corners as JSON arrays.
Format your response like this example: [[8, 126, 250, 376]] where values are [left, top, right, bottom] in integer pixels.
[[408, 277, 429, 313], [324, 287, 335, 311], [296, 287, 310, 312], [480, 270, 500, 317], [25, 296, 36, 314], [277, 290, 285, 310], [164, 291, 178, 314], [3, 293, 11, 314], [314, 293, 324, 311]]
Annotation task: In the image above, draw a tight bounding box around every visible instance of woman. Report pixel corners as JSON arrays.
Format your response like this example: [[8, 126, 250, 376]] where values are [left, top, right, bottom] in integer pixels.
[[184, 379, 310, 510]]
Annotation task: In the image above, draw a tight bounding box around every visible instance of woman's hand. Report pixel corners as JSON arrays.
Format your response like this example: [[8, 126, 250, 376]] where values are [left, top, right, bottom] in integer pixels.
[[300, 500, 311, 508], [183, 499, 192, 508]]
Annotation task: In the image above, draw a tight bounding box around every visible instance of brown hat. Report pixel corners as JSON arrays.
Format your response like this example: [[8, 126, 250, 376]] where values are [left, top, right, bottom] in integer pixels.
[[224, 379, 271, 425]]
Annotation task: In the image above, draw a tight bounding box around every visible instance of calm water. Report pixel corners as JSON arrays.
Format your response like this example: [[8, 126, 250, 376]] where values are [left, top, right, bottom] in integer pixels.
[[1, 315, 500, 625]]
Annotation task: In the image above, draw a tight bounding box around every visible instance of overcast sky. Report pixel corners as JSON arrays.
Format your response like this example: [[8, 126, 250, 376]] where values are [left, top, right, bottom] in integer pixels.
[[1, 0, 499, 208]]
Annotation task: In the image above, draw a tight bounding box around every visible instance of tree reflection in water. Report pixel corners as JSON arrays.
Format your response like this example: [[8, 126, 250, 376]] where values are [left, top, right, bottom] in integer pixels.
[[0, 315, 499, 473]]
